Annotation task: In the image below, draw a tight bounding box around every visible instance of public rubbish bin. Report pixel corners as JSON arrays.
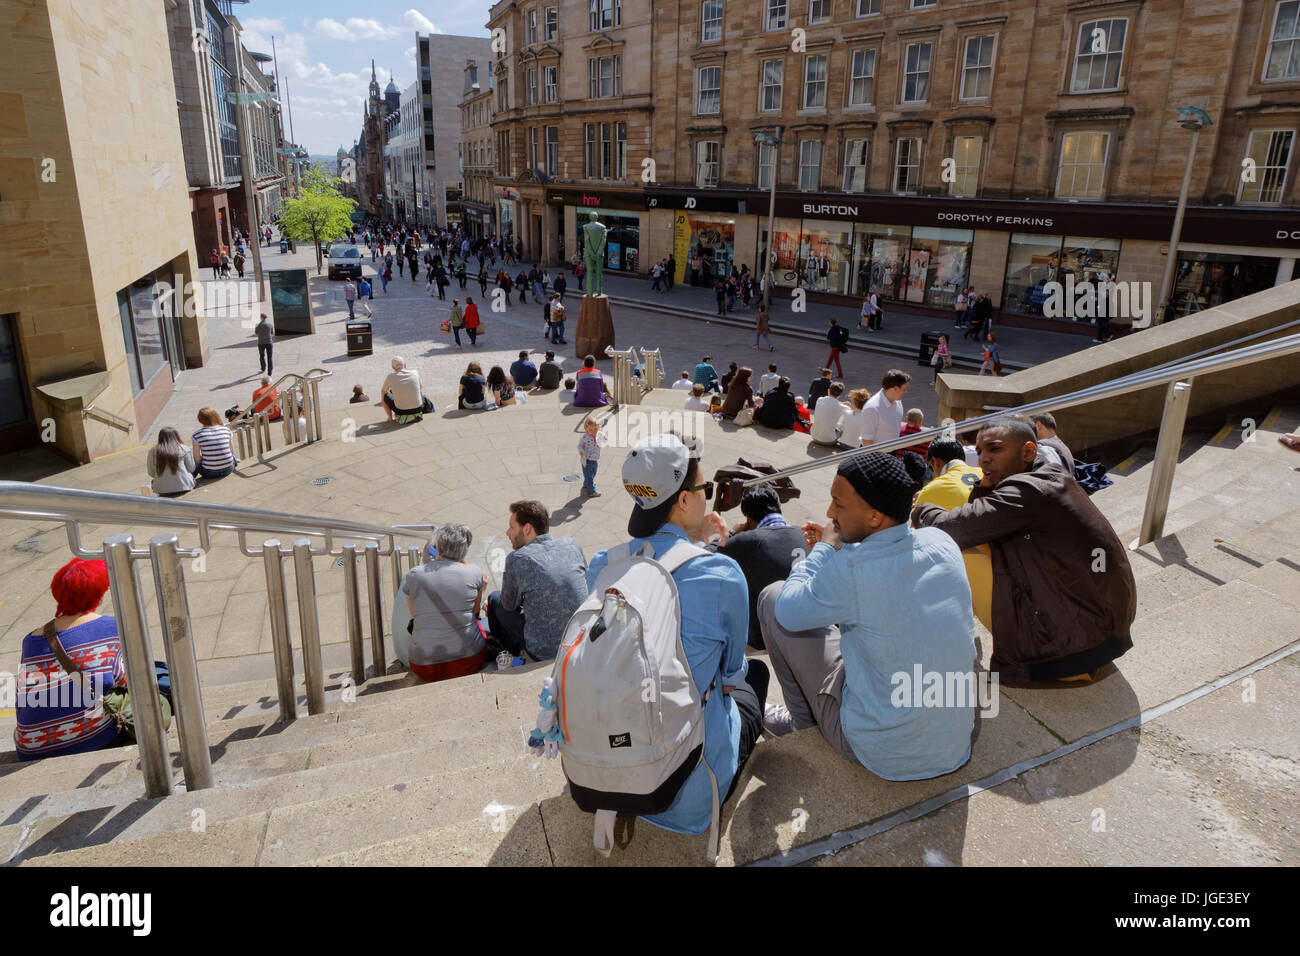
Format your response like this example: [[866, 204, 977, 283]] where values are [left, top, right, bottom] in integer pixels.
[[919, 331, 942, 367], [347, 321, 373, 356], [279, 239, 289, 253]]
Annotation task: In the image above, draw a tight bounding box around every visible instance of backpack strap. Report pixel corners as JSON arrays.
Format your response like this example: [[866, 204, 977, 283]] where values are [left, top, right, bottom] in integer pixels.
[[593, 809, 616, 859], [41, 620, 91, 694], [653, 540, 709, 575]]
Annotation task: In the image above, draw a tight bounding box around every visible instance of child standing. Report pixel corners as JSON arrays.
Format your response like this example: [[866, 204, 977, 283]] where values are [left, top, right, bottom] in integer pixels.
[[979, 332, 1000, 376], [578, 416, 602, 497], [931, 333, 952, 384]]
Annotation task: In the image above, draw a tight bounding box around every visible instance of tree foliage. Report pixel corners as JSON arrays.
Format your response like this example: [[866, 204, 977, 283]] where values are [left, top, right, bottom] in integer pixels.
[[277, 168, 357, 274]]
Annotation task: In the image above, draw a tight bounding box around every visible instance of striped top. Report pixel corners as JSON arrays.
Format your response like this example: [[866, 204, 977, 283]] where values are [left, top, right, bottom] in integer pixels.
[[192, 425, 234, 469]]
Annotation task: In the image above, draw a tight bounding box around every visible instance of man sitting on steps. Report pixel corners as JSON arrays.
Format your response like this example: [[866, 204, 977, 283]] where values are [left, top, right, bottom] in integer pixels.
[[911, 417, 1136, 684]]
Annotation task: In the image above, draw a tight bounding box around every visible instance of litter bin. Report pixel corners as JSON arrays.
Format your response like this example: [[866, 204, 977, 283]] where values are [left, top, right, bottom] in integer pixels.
[[279, 239, 288, 253], [919, 331, 942, 367], [347, 321, 373, 356]]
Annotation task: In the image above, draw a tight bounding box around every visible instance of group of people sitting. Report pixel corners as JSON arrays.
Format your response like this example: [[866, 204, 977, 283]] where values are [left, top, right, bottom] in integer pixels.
[[145, 407, 241, 496]]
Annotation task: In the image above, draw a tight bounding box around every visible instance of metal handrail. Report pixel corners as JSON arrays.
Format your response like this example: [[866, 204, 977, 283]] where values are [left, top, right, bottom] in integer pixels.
[[228, 368, 332, 427], [983, 318, 1300, 411], [0, 481, 433, 557], [743, 332, 1300, 487], [84, 404, 134, 431]]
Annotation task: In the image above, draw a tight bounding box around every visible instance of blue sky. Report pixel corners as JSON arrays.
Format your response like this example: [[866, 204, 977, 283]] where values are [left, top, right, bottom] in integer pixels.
[[237, 3, 491, 156]]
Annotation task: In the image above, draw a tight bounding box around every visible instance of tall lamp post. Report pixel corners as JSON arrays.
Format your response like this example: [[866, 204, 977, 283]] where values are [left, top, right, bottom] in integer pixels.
[[754, 128, 784, 314], [1154, 106, 1213, 327]]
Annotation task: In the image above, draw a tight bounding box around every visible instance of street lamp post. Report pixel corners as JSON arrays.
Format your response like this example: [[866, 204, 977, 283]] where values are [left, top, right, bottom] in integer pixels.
[[754, 128, 783, 314], [1154, 107, 1213, 326]]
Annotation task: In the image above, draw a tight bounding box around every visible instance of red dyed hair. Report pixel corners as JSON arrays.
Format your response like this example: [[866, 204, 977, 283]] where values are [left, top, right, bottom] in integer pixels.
[[51, 558, 110, 617]]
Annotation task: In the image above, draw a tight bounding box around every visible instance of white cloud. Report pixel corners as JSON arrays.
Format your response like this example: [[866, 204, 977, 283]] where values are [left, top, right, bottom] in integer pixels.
[[403, 10, 441, 34], [314, 18, 402, 41]]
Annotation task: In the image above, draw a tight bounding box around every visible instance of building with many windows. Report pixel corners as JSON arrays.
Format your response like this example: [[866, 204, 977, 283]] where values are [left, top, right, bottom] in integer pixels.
[[418, 33, 493, 229], [484, 0, 1300, 333], [385, 80, 425, 223], [486, 0, 653, 265], [461, 60, 497, 237]]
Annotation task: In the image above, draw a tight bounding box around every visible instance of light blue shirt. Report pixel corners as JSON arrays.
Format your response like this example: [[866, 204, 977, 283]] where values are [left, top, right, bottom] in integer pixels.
[[774, 524, 976, 781], [586, 525, 748, 836]]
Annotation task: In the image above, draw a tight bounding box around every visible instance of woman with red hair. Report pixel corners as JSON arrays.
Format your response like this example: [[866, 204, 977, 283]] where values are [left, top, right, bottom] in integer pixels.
[[14, 558, 127, 760]]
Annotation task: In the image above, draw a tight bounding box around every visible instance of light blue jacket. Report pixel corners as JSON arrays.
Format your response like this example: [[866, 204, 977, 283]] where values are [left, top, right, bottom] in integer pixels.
[[586, 525, 748, 835], [774, 524, 976, 781]]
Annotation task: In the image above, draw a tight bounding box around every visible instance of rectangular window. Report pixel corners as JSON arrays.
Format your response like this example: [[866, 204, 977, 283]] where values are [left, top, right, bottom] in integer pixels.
[[616, 121, 627, 178], [950, 135, 981, 196], [1267, 1, 1300, 79], [528, 10, 538, 44], [584, 123, 597, 176], [856, 0, 880, 14], [702, 1, 723, 42], [767, 0, 788, 31], [757, 142, 777, 189], [545, 126, 559, 176], [1056, 131, 1110, 199], [843, 139, 868, 191], [696, 141, 720, 186], [589, 55, 622, 97], [1072, 19, 1127, 93], [544, 66, 558, 103], [849, 49, 875, 106], [697, 66, 722, 114], [761, 59, 784, 111], [809, 0, 831, 24], [530, 127, 540, 169], [590, 0, 621, 31], [1240, 129, 1294, 203], [803, 54, 827, 108], [799, 140, 822, 190], [600, 122, 612, 178], [910, 0, 936, 7], [960, 36, 995, 100], [894, 137, 921, 193], [528, 69, 538, 105], [902, 42, 931, 103], [546, 7, 558, 39]]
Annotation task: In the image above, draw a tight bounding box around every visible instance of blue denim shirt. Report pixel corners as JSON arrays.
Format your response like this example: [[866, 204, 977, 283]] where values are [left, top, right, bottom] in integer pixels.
[[774, 524, 976, 781], [587, 525, 749, 835]]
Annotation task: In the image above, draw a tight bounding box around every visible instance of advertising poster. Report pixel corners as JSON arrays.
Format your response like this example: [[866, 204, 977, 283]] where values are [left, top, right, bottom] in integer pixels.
[[673, 213, 691, 283], [268, 269, 315, 334], [607, 242, 621, 270]]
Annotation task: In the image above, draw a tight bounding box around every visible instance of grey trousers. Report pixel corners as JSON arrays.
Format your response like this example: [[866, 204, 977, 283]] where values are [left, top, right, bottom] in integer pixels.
[[756, 582, 855, 759]]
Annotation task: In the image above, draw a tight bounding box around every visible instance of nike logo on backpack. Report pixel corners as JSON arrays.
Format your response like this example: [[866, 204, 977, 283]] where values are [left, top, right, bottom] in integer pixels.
[[609, 733, 631, 748]]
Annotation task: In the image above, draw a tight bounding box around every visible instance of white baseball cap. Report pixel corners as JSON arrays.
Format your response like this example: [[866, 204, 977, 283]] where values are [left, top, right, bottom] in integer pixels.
[[622, 434, 700, 537]]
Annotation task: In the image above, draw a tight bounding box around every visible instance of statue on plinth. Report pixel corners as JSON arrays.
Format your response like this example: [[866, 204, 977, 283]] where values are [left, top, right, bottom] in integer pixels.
[[581, 212, 607, 296]]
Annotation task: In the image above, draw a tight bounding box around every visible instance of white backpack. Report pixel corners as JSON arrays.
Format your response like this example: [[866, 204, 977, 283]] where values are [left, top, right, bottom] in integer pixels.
[[549, 539, 722, 860]]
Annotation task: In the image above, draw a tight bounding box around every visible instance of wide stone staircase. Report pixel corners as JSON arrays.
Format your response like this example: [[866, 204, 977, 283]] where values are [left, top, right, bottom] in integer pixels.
[[1, 388, 1297, 866]]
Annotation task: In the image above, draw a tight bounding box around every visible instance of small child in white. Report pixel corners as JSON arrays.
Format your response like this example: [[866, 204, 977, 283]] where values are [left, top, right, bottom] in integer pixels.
[[578, 415, 602, 497]]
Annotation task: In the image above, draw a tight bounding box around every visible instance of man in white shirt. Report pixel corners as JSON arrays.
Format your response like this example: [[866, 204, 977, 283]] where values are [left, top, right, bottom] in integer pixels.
[[859, 369, 911, 447], [380, 356, 427, 422], [671, 371, 694, 391], [343, 279, 357, 319], [757, 364, 780, 397], [810, 382, 850, 446]]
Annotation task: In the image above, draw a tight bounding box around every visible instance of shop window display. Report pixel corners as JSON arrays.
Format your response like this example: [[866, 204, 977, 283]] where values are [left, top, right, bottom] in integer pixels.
[[577, 210, 640, 273], [799, 220, 854, 294], [907, 227, 973, 307], [688, 217, 737, 287], [1003, 233, 1120, 319], [850, 223, 912, 300], [1169, 253, 1277, 317]]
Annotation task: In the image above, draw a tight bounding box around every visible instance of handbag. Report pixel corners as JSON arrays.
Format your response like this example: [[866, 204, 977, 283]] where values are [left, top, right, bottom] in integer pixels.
[[733, 406, 755, 427], [439, 320, 451, 334], [42, 620, 172, 741]]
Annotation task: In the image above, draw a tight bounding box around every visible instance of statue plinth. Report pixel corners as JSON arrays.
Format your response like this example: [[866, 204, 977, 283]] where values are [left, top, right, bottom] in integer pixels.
[[576, 295, 615, 359]]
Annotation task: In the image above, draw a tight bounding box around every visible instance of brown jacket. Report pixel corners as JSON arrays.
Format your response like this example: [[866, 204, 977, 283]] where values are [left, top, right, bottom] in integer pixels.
[[911, 461, 1135, 682], [755, 309, 770, 334]]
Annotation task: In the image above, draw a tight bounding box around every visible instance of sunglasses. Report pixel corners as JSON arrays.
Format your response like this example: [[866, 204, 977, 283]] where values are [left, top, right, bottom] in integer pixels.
[[686, 481, 714, 501]]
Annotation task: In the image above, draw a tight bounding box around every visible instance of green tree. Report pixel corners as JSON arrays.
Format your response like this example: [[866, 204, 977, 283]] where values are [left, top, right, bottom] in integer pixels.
[[277, 168, 357, 275]]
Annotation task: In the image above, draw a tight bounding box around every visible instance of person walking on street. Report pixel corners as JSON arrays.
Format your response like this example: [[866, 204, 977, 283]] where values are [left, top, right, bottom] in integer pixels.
[[396, 254, 403, 277], [233, 251, 245, 278], [463, 296, 481, 346], [665, 254, 676, 292], [549, 294, 568, 344], [455, 260, 467, 289], [754, 303, 774, 351], [343, 278, 357, 319], [553, 271, 567, 300], [826, 318, 849, 378], [255, 313, 274, 376], [978, 333, 1001, 376], [715, 277, 727, 316], [210, 249, 221, 279], [448, 298, 465, 347], [435, 264, 448, 301]]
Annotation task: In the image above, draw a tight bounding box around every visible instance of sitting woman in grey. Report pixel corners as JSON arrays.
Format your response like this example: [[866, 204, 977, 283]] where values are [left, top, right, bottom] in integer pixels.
[[402, 523, 487, 682]]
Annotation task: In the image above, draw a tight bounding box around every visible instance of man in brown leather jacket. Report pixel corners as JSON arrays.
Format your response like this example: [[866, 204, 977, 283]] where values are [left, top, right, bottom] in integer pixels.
[[911, 417, 1135, 683]]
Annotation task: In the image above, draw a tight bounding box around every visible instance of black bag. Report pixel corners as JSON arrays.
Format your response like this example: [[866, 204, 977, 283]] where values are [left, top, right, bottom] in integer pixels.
[[421, 395, 435, 414]]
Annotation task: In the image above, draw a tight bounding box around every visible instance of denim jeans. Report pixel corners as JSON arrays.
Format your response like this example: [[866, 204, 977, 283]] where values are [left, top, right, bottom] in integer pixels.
[[346, 299, 355, 318], [550, 320, 566, 343], [581, 459, 598, 493]]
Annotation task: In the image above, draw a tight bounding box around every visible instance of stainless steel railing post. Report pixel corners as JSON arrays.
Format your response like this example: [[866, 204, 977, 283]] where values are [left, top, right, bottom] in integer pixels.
[[262, 539, 297, 724], [407, 545, 420, 572], [292, 539, 326, 715], [303, 386, 317, 444], [310, 378, 323, 443], [148, 533, 214, 792], [364, 541, 386, 676], [391, 547, 403, 597], [260, 410, 272, 453], [285, 389, 301, 443], [342, 543, 365, 685], [1137, 380, 1193, 547], [103, 534, 173, 799]]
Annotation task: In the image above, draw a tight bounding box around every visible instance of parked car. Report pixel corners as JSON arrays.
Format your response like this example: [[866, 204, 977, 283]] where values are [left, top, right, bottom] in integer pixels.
[[327, 245, 363, 280]]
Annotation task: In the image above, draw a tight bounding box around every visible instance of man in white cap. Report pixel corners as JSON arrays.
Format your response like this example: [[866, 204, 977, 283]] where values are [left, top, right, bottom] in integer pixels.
[[583, 433, 770, 839]]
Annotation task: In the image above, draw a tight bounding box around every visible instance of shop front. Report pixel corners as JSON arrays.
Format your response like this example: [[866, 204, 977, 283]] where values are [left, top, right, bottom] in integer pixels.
[[1002, 234, 1122, 320], [1168, 252, 1284, 317], [550, 187, 649, 273]]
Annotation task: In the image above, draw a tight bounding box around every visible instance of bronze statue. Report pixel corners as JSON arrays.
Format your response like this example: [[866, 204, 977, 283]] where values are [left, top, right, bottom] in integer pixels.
[[581, 212, 607, 296]]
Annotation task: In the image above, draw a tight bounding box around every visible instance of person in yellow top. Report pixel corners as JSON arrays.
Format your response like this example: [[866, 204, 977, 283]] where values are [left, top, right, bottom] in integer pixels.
[[915, 438, 993, 631]]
